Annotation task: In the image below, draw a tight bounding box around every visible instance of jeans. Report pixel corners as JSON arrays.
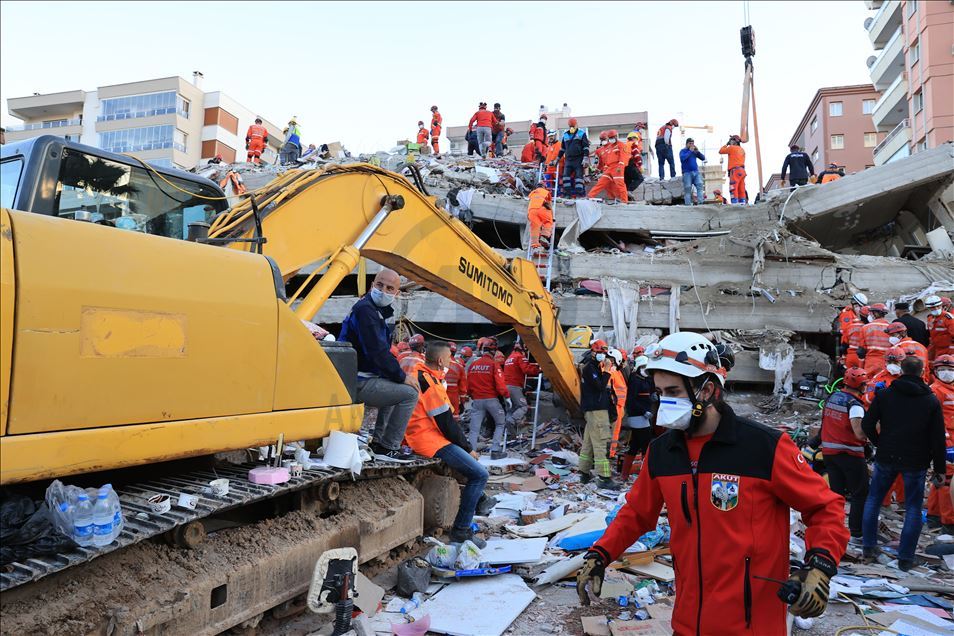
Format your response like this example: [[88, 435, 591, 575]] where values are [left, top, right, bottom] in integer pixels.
[[476, 126, 492, 156], [682, 170, 704, 205], [862, 462, 927, 561], [493, 130, 505, 156], [824, 452, 869, 536], [280, 142, 301, 165], [468, 398, 507, 452], [656, 142, 675, 179], [435, 444, 489, 531], [356, 377, 419, 451]]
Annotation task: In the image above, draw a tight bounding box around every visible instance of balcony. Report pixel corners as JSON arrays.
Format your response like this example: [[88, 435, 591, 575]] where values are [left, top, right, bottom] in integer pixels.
[[4, 117, 82, 132], [873, 119, 911, 165], [868, 26, 904, 90], [866, 0, 902, 49], [871, 73, 908, 131], [7, 89, 84, 120]]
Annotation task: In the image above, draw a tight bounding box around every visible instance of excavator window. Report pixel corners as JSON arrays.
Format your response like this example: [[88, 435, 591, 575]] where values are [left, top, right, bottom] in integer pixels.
[[53, 148, 224, 239], [0, 157, 24, 209]]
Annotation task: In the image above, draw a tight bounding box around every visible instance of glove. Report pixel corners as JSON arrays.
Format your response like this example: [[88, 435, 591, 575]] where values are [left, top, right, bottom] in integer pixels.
[[786, 549, 837, 618], [930, 472, 946, 488], [245, 144, 250, 151], [576, 550, 607, 606], [504, 398, 513, 410]]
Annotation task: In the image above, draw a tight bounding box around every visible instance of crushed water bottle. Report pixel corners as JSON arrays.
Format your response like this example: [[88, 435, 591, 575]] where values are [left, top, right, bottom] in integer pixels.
[[73, 493, 94, 546], [92, 489, 114, 546], [399, 592, 423, 614]]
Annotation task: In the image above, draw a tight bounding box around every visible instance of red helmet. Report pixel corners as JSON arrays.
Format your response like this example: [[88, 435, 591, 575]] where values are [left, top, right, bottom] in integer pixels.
[[843, 367, 868, 389], [885, 346, 905, 363], [460, 346, 473, 358], [618, 348, 628, 361], [632, 345, 645, 357], [599, 131, 608, 140], [899, 342, 921, 358], [396, 342, 410, 352], [859, 306, 871, 319], [408, 334, 425, 351], [932, 354, 954, 369], [476, 336, 498, 352], [449, 342, 458, 354], [885, 322, 906, 335], [869, 303, 888, 314], [729, 134, 741, 143], [942, 296, 953, 309], [590, 339, 609, 352], [418, 120, 424, 126], [431, 105, 438, 111], [669, 119, 679, 126], [607, 129, 619, 139], [568, 117, 578, 127]]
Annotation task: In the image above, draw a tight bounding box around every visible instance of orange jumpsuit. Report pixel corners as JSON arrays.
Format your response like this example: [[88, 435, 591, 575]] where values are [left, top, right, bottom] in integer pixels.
[[927, 380, 954, 524], [929, 312, 954, 361], [416, 128, 429, 145], [430, 111, 442, 154], [845, 317, 866, 369], [544, 141, 563, 192], [588, 141, 631, 201], [899, 338, 931, 383], [864, 371, 905, 506], [609, 368, 627, 458], [527, 187, 553, 249], [444, 357, 468, 415], [719, 144, 747, 204], [520, 141, 537, 163], [860, 318, 891, 376], [837, 306, 857, 347], [246, 124, 268, 163]]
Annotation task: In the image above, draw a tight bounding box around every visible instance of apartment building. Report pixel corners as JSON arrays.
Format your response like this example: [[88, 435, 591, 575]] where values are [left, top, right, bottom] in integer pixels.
[[5, 74, 283, 169], [864, 0, 954, 165], [788, 84, 885, 174]]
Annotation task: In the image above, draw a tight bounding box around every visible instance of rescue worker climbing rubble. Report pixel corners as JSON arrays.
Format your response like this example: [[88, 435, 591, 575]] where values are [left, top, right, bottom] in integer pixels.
[[245, 117, 268, 164], [503, 342, 539, 427], [624, 131, 644, 192], [836, 292, 867, 354], [577, 331, 848, 633], [468, 102, 498, 158], [817, 163, 845, 184], [543, 131, 561, 191], [556, 118, 589, 198], [467, 337, 511, 459], [588, 130, 630, 202], [429, 106, 442, 156], [719, 135, 747, 204]]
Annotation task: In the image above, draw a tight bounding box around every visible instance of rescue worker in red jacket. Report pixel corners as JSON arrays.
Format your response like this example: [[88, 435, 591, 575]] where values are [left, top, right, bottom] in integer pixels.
[[467, 102, 499, 158], [888, 323, 930, 382], [245, 117, 268, 164], [527, 186, 553, 252], [445, 343, 469, 416], [858, 303, 891, 376], [820, 367, 869, 540], [466, 337, 511, 459], [577, 332, 848, 633], [719, 135, 747, 204], [927, 355, 954, 532], [429, 105, 442, 155], [845, 306, 870, 369], [863, 346, 905, 406], [416, 121, 429, 146], [457, 345, 474, 367], [588, 131, 631, 202], [836, 292, 868, 354], [503, 342, 540, 426], [926, 294, 954, 361]]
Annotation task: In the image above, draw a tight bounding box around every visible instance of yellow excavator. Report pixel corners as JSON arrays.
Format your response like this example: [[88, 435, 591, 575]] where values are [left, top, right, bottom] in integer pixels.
[[0, 138, 580, 626]]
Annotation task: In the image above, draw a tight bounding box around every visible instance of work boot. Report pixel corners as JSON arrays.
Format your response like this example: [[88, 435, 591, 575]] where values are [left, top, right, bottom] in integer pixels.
[[597, 477, 620, 491], [475, 494, 497, 517], [490, 450, 507, 461], [449, 527, 487, 549], [897, 559, 914, 572], [942, 524, 954, 535], [861, 547, 878, 562], [926, 515, 941, 529], [579, 472, 593, 485]]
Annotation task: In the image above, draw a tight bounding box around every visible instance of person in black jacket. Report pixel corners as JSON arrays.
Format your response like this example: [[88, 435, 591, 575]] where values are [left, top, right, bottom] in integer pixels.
[[861, 356, 947, 570], [894, 302, 930, 348], [555, 118, 590, 198], [578, 339, 616, 490], [780, 144, 815, 187], [620, 355, 655, 480]]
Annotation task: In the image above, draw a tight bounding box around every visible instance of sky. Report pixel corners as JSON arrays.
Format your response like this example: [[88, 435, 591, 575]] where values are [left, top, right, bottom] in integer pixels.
[[0, 1, 875, 182]]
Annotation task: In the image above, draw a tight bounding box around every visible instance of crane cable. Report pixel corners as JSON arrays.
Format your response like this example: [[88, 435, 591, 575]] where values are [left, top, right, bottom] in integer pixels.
[[123, 153, 282, 201]]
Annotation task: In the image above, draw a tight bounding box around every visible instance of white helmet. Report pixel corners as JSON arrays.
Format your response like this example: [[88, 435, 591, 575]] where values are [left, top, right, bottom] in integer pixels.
[[633, 355, 649, 370], [851, 292, 868, 306], [925, 295, 942, 309], [645, 332, 727, 386], [608, 348, 623, 366]]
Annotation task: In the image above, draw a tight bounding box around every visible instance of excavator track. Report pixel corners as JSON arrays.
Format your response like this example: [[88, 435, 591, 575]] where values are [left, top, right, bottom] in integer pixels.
[[0, 457, 438, 592]]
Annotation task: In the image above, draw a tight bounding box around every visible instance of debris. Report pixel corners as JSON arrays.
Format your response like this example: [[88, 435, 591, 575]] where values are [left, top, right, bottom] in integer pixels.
[[418, 573, 535, 636], [481, 537, 547, 565], [355, 572, 385, 617]]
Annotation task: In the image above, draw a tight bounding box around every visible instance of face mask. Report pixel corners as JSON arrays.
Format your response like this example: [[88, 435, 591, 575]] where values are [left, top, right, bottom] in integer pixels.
[[655, 397, 694, 430], [888, 336, 901, 345], [866, 314, 873, 323], [886, 363, 902, 375], [608, 138, 617, 144], [570, 127, 577, 133], [595, 353, 606, 362], [370, 288, 395, 307], [931, 308, 943, 316], [938, 369, 954, 383], [600, 139, 608, 146]]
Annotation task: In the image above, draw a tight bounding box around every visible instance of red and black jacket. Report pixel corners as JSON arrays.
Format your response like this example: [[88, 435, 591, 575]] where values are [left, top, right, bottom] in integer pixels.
[[592, 406, 848, 636]]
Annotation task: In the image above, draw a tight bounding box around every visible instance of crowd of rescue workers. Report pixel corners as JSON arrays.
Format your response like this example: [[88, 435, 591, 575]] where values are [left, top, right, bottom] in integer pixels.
[[332, 260, 953, 633]]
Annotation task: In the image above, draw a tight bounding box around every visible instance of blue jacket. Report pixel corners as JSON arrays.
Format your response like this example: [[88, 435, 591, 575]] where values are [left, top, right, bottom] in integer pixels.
[[338, 294, 404, 383], [558, 129, 590, 161], [679, 147, 705, 173]]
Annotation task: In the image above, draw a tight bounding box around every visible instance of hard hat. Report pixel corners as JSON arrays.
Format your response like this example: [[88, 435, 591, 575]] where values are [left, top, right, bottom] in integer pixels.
[[460, 346, 473, 357], [547, 130, 557, 138], [619, 348, 628, 361], [942, 296, 953, 308], [449, 342, 458, 353], [431, 105, 438, 111], [932, 354, 954, 369], [924, 295, 942, 309], [859, 305, 871, 318], [590, 339, 609, 352], [599, 131, 608, 140], [713, 188, 722, 195], [851, 292, 868, 306], [476, 336, 497, 351], [899, 341, 921, 358], [843, 367, 868, 389], [885, 322, 907, 335], [289, 117, 297, 124], [627, 131, 638, 139], [479, 101, 487, 107], [828, 162, 838, 168], [869, 303, 888, 314], [634, 121, 645, 129], [568, 117, 578, 127], [729, 134, 741, 142], [540, 114, 548, 120], [645, 332, 726, 386], [397, 342, 410, 352], [254, 117, 262, 123], [633, 355, 649, 370], [885, 346, 905, 363], [418, 120, 424, 126], [408, 334, 425, 349], [215, 154, 222, 160], [608, 349, 623, 366], [669, 119, 679, 126], [607, 129, 619, 139]]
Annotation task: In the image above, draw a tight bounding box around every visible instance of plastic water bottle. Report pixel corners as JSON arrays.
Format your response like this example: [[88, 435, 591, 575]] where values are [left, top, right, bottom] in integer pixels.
[[91, 489, 114, 547], [102, 484, 123, 539], [399, 592, 423, 614], [73, 493, 94, 546]]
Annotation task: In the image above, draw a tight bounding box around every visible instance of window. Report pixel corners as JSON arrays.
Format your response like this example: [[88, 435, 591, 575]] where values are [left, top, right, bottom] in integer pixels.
[[812, 148, 819, 162], [147, 158, 174, 168], [53, 148, 226, 239], [907, 0, 917, 17], [918, 140, 928, 151], [179, 97, 190, 119], [0, 158, 24, 209], [830, 135, 844, 150], [99, 125, 186, 153], [864, 132, 878, 147], [829, 102, 843, 117], [810, 116, 818, 132], [98, 92, 191, 121], [44, 118, 68, 126], [862, 99, 876, 115], [909, 40, 920, 65], [913, 90, 924, 113]]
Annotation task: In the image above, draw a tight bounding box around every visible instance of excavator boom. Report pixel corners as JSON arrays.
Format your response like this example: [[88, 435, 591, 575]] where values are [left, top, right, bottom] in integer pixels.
[[209, 164, 581, 412]]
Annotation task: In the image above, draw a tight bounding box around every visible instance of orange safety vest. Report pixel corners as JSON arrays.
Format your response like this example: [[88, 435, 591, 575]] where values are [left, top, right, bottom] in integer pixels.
[[656, 124, 672, 142], [246, 124, 267, 141], [416, 128, 429, 144], [528, 187, 551, 211]]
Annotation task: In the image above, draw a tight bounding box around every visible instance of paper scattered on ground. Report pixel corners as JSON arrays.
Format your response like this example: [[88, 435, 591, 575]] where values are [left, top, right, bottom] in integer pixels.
[[419, 573, 535, 636]]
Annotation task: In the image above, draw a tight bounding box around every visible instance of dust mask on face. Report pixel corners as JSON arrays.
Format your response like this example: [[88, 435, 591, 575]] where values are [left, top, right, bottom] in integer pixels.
[[595, 353, 606, 362], [931, 308, 943, 316], [866, 314, 874, 323], [655, 397, 694, 430], [608, 137, 617, 144], [888, 336, 901, 346], [600, 139, 608, 146], [370, 288, 395, 307], [886, 363, 902, 375], [938, 369, 954, 383]]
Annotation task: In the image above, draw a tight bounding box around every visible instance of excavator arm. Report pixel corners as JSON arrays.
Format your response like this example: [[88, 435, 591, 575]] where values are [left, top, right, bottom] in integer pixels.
[[208, 164, 581, 413]]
